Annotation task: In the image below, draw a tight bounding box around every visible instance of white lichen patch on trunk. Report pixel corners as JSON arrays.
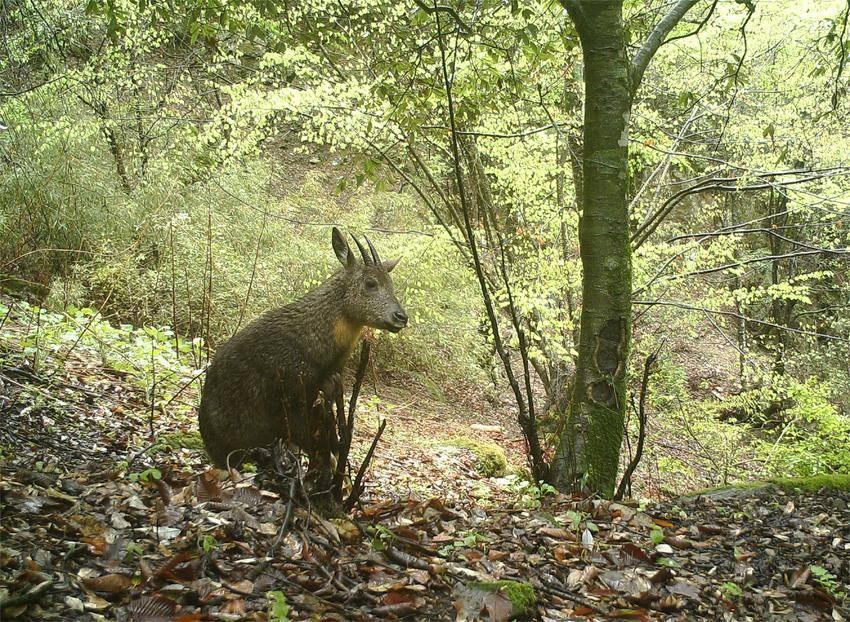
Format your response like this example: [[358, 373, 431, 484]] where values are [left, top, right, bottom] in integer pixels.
[[617, 111, 630, 147]]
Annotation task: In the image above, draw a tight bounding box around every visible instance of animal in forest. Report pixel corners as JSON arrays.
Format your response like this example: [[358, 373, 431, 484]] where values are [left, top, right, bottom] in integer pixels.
[[198, 227, 407, 467]]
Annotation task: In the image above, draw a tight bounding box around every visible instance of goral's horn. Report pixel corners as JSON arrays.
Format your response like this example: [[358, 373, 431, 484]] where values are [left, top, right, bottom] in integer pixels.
[[365, 236, 381, 266], [351, 234, 372, 265]]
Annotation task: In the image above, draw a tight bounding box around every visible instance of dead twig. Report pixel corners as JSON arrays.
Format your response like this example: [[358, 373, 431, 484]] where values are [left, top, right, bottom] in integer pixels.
[[384, 545, 432, 570], [538, 577, 608, 615], [615, 346, 662, 501], [333, 341, 370, 499], [344, 418, 386, 511], [0, 580, 53, 610]]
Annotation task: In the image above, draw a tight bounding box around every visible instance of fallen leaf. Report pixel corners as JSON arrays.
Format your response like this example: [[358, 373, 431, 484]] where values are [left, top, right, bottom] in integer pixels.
[[567, 565, 600, 588], [621, 543, 653, 565], [649, 568, 675, 584], [482, 590, 514, 622], [696, 524, 724, 536], [788, 564, 811, 588], [667, 581, 701, 599], [652, 594, 683, 612], [608, 607, 649, 619], [81, 573, 133, 594], [195, 471, 221, 503], [220, 599, 246, 614], [539, 527, 577, 541], [383, 590, 416, 606]]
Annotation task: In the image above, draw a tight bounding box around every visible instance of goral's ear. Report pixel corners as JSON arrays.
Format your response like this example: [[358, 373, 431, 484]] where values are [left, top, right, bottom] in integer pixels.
[[383, 257, 401, 273], [332, 227, 355, 268]]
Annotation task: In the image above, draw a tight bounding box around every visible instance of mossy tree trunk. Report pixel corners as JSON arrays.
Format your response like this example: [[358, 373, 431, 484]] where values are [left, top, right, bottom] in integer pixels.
[[552, 0, 700, 496], [552, 0, 632, 496]]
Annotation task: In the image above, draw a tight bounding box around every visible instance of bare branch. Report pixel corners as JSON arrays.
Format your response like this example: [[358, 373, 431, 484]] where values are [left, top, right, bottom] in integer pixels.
[[667, 228, 845, 254], [420, 123, 561, 139], [614, 347, 660, 501], [675, 247, 849, 279], [632, 107, 702, 213], [364, 138, 466, 254], [832, 0, 850, 109], [209, 177, 433, 237], [662, 0, 719, 47], [634, 299, 848, 342], [433, 5, 547, 481], [632, 167, 850, 249]]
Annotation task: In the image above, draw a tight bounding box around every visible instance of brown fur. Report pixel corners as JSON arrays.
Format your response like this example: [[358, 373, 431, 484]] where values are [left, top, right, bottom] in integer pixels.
[[198, 229, 406, 467]]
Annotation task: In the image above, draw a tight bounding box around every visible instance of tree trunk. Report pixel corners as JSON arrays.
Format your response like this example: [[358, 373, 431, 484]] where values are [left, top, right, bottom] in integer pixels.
[[552, 0, 632, 496]]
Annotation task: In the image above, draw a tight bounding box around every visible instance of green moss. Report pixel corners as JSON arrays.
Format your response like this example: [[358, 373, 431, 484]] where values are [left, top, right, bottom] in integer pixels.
[[583, 400, 624, 497], [768, 473, 850, 492], [689, 481, 760, 496], [470, 580, 536, 618], [689, 474, 850, 497], [156, 431, 205, 451], [447, 437, 508, 477]]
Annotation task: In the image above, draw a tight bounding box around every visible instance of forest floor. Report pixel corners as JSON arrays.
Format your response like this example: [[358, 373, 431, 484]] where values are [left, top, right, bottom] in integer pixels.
[[1, 303, 849, 622]]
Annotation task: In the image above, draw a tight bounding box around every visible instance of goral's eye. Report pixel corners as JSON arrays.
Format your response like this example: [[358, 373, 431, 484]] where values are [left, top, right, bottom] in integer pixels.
[[365, 277, 378, 290]]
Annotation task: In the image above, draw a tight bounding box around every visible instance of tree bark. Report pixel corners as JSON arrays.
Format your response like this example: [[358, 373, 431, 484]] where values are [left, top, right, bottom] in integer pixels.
[[552, 0, 633, 496]]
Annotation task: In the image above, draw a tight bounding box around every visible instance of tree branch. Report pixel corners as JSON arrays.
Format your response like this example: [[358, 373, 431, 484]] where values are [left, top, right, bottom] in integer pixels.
[[634, 299, 848, 342], [364, 138, 467, 256], [412, 0, 470, 33], [420, 123, 562, 139], [675, 247, 849, 279], [832, 0, 850, 109], [667, 227, 845, 253], [433, 5, 546, 481], [558, 0, 589, 40], [662, 0, 719, 47], [631, 0, 702, 95], [632, 167, 850, 248]]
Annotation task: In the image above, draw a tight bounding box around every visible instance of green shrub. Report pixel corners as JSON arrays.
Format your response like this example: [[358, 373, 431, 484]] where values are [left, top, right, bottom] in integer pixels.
[[753, 378, 850, 476], [712, 377, 850, 477]]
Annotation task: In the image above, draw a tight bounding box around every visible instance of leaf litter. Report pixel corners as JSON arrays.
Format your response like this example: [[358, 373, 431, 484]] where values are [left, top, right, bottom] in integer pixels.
[[1, 305, 849, 621]]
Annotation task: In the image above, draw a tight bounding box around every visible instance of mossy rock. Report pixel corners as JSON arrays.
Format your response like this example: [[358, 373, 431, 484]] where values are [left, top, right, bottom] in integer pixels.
[[447, 437, 508, 477], [688, 474, 850, 499], [469, 580, 537, 619]]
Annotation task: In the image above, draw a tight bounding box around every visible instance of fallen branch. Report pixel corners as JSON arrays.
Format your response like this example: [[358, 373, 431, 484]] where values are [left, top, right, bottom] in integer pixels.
[[384, 545, 432, 570]]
